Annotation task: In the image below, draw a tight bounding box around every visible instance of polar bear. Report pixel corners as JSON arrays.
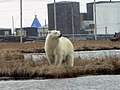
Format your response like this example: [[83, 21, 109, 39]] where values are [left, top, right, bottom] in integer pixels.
[[44, 30, 74, 67]]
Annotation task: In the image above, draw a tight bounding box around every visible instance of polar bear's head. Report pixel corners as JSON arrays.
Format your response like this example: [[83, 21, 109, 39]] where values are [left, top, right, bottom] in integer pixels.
[[47, 30, 62, 39]]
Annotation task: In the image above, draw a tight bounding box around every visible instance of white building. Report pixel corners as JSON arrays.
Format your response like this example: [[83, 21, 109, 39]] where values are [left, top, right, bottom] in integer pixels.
[[38, 25, 48, 37], [95, 2, 120, 34]]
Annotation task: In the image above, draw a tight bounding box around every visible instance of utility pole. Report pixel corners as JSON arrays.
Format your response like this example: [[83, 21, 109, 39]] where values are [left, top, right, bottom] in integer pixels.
[[94, 0, 97, 40], [12, 16, 15, 35], [71, 2, 75, 42], [54, 0, 57, 30], [20, 0, 23, 43], [105, 27, 107, 34]]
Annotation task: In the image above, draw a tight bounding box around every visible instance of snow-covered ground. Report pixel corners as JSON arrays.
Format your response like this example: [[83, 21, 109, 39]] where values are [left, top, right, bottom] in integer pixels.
[[74, 50, 120, 59], [0, 75, 120, 90], [24, 50, 120, 60]]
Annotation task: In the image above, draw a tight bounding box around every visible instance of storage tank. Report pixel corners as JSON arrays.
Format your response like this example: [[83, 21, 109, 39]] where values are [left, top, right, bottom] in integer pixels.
[[95, 2, 120, 34]]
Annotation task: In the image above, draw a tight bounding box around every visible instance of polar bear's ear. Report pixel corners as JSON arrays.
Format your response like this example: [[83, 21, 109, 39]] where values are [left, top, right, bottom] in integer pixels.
[[48, 30, 51, 34]]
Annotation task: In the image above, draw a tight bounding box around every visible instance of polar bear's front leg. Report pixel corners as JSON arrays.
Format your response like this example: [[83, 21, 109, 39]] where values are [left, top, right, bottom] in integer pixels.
[[54, 54, 62, 66], [47, 54, 55, 65]]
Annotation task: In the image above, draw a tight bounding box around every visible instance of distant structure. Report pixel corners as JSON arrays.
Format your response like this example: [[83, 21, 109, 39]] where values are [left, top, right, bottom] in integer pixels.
[[47, 1, 80, 34], [86, 1, 120, 34], [16, 15, 41, 37], [86, 1, 113, 21], [31, 15, 41, 28], [80, 13, 94, 34], [16, 27, 38, 37], [0, 28, 11, 35], [86, 2, 94, 21], [15, 15, 48, 37]]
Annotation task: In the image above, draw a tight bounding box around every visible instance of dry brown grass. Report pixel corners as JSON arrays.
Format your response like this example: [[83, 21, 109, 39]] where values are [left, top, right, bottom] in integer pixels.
[[0, 40, 120, 53], [0, 40, 120, 80], [73, 40, 120, 50], [0, 41, 45, 53], [0, 51, 120, 80]]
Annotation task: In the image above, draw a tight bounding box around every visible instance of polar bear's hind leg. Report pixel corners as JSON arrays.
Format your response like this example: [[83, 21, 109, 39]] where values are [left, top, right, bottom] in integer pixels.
[[66, 54, 74, 67]]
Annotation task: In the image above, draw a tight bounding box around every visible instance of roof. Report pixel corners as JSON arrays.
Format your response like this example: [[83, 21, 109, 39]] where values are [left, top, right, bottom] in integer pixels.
[[87, 1, 120, 4], [31, 15, 41, 28], [48, 1, 79, 5]]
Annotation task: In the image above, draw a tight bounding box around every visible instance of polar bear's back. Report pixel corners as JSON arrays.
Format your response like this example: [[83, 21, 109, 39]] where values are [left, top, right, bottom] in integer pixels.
[[59, 37, 74, 54]]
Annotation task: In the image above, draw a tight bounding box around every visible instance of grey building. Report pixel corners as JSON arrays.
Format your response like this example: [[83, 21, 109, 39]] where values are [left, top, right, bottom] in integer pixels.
[[15, 27, 38, 37], [0, 28, 11, 35], [47, 1, 80, 34], [80, 13, 87, 21], [86, 2, 93, 20]]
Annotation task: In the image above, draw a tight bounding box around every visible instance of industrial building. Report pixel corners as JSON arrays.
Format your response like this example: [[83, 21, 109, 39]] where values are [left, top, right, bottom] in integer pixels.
[[47, 1, 80, 34], [80, 13, 94, 34], [0, 28, 11, 35], [86, 1, 120, 34]]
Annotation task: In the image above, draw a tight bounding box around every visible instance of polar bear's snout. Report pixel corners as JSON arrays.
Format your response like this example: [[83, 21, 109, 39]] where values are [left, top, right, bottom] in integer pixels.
[[59, 34, 62, 38]]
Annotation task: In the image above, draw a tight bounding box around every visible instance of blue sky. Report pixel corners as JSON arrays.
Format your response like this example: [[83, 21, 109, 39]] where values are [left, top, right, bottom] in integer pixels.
[[0, 0, 119, 29]]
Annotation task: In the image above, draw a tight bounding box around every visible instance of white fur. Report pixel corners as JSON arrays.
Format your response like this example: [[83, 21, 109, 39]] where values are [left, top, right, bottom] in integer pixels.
[[44, 30, 74, 67]]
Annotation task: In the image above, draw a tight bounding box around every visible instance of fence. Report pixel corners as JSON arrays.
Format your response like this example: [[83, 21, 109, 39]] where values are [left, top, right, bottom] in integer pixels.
[[63, 34, 114, 40], [0, 34, 114, 42]]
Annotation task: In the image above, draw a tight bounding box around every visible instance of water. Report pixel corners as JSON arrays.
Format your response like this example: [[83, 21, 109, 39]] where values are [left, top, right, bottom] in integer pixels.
[[0, 75, 120, 90], [24, 50, 120, 60]]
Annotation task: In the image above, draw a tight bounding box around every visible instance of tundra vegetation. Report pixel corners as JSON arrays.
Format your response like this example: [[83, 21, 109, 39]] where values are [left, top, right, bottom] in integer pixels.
[[0, 40, 120, 80]]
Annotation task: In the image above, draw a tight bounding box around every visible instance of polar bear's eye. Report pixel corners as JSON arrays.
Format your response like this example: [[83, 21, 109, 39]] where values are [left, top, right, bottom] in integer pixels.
[[54, 32, 57, 34]]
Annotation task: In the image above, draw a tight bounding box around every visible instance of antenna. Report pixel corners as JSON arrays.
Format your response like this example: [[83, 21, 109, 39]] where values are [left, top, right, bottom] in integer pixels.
[[35, 11, 37, 18]]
